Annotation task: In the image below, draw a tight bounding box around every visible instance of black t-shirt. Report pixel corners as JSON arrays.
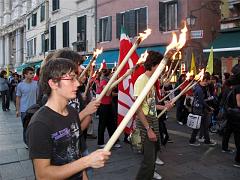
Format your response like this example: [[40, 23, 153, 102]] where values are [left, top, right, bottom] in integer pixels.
[[231, 85, 240, 108], [27, 105, 86, 180]]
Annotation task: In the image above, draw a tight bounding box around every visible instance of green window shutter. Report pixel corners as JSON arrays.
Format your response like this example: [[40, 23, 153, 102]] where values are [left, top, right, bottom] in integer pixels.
[[138, 7, 147, 33], [159, 2, 166, 31], [116, 13, 123, 39]]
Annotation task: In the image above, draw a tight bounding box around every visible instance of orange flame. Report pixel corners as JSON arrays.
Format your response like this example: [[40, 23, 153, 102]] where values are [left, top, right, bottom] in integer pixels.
[[99, 63, 103, 72], [92, 70, 97, 78], [177, 22, 188, 50], [194, 69, 204, 81], [178, 51, 182, 59], [92, 60, 96, 67], [93, 47, 103, 58], [186, 72, 191, 80], [137, 50, 149, 65], [165, 32, 178, 55], [139, 29, 152, 41], [165, 22, 188, 55]]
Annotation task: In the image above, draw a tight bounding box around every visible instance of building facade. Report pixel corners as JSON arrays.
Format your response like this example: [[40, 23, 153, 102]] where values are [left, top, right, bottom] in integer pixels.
[[0, 0, 97, 72], [0, 0, 29, 70], [204, 0, 240, 75], [95, 0, 221, 71]]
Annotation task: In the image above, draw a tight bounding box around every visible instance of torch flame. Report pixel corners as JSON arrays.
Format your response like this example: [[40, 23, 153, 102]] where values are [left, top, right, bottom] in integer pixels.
[[92, 60, 96, 67], [194, 69, 204, 81], [178, 51, 182, 59], [99, 63, 103, 72], [93, 47, 103, 58], [186, 72, 191, 80], [165, 32, 178, 55], [139, 29, 152, 41], [177, 22, 188, 50], [92, 70, 97, 78], [137, 50, 149, 65]]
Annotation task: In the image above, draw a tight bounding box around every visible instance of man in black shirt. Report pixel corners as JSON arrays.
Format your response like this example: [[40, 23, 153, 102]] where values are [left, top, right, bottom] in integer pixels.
[[27, 58, 110, 179]]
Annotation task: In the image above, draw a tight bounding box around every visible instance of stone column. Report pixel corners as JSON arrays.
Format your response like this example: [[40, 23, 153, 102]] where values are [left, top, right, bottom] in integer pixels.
[[3, 0, 11, 25], [16, 0, 23, 17], [15, 29, 23, 67], [0, 0, 4, 26], [0, 37, 4, 68], [4, 34, 10, 68]]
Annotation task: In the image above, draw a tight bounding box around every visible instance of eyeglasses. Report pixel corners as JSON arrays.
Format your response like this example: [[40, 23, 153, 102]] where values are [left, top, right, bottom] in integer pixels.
[[54, 74, 78, 83]]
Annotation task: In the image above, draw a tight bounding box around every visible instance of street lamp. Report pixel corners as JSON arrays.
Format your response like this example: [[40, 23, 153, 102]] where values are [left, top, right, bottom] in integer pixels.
[[186, 14, 197, 28]]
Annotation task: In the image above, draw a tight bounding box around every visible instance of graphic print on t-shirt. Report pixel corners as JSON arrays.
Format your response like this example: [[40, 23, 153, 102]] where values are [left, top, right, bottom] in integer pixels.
[[51, 121, 81, 165]]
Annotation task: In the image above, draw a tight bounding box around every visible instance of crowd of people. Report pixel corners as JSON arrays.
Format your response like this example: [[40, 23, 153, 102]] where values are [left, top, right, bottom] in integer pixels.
[[0, 48, 239, 180]]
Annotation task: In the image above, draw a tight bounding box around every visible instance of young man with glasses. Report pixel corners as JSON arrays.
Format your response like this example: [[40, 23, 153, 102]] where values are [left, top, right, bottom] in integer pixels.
[[27, 58, 110, 179]]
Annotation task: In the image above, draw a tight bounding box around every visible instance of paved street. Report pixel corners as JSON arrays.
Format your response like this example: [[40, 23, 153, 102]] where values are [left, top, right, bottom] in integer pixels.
[[0, 101, 239, 180]]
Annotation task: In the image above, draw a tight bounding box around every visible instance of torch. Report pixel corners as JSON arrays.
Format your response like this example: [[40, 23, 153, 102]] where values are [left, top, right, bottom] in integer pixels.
[[103, 24, 188, 151], [79, 48, 103, 79], [159, 71, 192, 103], [109, 50, 148, 90], [157, 69, 204, 119], [97, 29, 152, 102]]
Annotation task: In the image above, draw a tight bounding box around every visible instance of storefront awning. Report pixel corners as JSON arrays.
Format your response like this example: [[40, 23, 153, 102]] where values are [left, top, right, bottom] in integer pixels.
[[84, 45, 166, 68], [203, 29, 240, 58], [16, 60, 43, 74]]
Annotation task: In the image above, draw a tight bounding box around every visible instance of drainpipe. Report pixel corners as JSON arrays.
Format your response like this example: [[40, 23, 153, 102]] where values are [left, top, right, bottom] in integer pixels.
[[94, 0, 97, 49], [44, 0, 50, 57]]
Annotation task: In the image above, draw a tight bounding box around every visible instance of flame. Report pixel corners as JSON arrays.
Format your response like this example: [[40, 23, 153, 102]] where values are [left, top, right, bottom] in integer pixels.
[[92, 71, 97, 78], [99, 63, 103, 72], [177, 22, 188, 50], [165, 32, 178, 55], [139, 29, 152, 41], [178, 51, 182, 59], [93, 47, 103, 58], [92, 60, 96, 67], [165, 65, 169, 72], [137, 50, 149, 65], [194, 69, 204, 81], [186, 72, 191, 80]]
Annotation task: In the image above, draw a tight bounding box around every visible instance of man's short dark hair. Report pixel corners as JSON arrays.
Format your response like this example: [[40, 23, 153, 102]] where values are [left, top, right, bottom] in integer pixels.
[[53, 48, 84, 66], [203, 72, 211, 81], [0, 70, 6, 78], [144, 51, 163, 71], [40, 58, 77, 96], [23, 67, 34, 75]]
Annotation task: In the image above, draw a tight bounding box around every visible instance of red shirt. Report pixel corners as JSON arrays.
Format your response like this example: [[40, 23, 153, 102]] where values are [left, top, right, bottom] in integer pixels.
[[99, 79, 112, 104]]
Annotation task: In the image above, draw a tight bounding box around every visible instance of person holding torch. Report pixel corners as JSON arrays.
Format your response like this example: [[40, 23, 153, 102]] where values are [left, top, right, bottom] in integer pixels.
[[134, 51, 173, 180]]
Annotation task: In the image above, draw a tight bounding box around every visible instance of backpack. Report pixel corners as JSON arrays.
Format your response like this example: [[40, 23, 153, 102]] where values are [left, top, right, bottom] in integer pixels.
[[23, 104, 41, 130]]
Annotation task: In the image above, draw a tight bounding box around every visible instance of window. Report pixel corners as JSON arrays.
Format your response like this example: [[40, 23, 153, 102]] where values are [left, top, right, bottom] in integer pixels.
[[40, 4, 45, 22], [76, 15, 86, 51], [50, 26, 56, 50], [27, 39, 33, 57], [27, 18, 31, 30], [27, 38, 36, 57], [116, 7, 147, 39], [32, 13, 37, 27], [159, 0, 179, 31], [52, 0, 59, 11], [63, 21, 69, 47], [98, 16, 112, 42]]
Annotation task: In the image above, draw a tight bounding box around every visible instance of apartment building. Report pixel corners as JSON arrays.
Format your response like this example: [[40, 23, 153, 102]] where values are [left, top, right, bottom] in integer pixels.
[[0, 0, 29, 70], [93, 0, 221, 71], [204, 0, 240, 74], [24, 0, 96, 71]]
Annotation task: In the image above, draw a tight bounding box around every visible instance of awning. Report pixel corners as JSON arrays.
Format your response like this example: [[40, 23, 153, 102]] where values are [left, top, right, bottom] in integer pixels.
[[203, 29, 240, 58], [83, 45, 166, 68], [16, 60, 43, 74]]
